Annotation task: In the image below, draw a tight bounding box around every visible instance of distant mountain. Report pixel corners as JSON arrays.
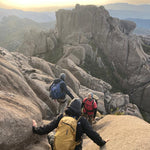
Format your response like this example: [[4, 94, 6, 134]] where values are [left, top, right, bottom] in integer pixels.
[[0, 8, 57, 51], [104, 3, 150, 19], [0, 8, 56, 23], [0, 15, 54, 51], [104, 3, 150, 35], [126, 18, 150, 29], [126, 18, 150, 35]]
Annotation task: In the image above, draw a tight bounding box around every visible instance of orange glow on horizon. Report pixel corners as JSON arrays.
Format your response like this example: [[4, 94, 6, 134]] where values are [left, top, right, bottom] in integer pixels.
[[0, 0, 150, 11]]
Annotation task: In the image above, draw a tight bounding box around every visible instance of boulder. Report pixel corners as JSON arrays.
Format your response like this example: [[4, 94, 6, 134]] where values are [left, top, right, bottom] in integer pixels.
[[104, 91, 143, 119], [0, 91, 43, 150], [17, 30, 57, 57], [108, 92, 129, 112], [58, 58, 111, 92], [83, 115, 150, 150], [119, 20, 136, 35], [64, 32, 90, 45], [29, 57, 55, 77], [0, 50, 47, 117]]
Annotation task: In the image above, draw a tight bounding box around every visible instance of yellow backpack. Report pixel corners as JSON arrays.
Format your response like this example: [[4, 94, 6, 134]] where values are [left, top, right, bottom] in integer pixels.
[[54, 116, 80, 150]]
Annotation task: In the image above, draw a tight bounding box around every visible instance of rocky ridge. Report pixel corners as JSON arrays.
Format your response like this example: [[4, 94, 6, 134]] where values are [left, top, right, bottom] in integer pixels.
[[17, 5, 150, 121], [2, 4, 150, 150], [55, 4, 150, 121], [83, 115, 150, 150], [0, 45, 144, 150]]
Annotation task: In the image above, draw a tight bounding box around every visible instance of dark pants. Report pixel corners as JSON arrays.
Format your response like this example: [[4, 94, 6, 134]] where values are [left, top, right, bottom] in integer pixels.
[[82, 113, 94, 125], [75, 140, 82, 150]]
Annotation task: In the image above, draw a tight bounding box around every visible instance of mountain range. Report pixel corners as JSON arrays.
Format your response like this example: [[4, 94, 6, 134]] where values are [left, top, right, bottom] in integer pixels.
[[0, 15, 54, 51], [0, 7, 56, 23], [104, 3, 150, 19]]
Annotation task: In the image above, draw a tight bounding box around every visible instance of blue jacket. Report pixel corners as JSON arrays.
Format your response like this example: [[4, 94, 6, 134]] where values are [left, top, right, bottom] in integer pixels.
[[49, 78, 74, 99]]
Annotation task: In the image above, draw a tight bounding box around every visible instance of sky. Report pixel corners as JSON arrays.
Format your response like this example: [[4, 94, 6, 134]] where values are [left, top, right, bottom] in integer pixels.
[[0, 0, 150, 11]]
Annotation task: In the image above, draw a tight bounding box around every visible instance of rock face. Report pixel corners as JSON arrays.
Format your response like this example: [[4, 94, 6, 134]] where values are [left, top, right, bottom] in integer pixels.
[[0, 44, 146, 150], [83, 115, 150, 150], [0, 48, 60, 150], [1, 5, 149, 148], [56, 4, 150, 120], [104, 91, 143, 118], [0, 91, 43, 150], [17, 30, 58, 57], [16, 5, 150, 121], [58, 58, 111, 92], [0, 48, 49, 150]]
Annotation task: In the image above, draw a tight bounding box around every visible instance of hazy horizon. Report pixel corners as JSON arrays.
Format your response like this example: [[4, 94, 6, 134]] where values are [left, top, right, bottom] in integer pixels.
[[0, 0, 150, 12]]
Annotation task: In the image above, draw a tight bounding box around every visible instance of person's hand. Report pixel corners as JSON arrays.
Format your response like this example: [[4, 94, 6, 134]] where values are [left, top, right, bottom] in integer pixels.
[[32, 120, 37, 127], [100, 139, 109, 149], [105, 139, 109, 143]]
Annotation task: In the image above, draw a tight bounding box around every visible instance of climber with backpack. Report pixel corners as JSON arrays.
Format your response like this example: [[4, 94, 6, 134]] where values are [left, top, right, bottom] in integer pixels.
[[81, 92, 97, 125], [49, 73, 74, 114], [32, 98, 109, 150]]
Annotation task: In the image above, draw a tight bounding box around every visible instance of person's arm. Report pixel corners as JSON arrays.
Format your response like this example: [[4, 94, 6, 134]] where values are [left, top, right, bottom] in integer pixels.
[[61, 82, 74, 99], [81, 102, 84, 108], [93, 108, 97, 118], [32, 114, 63, 135], [66, 89, 74, 99], [93, 101, 97, 118], [49, 81, 54, 91], [81, 117, 106, 147], [81, 98, 87, 108]]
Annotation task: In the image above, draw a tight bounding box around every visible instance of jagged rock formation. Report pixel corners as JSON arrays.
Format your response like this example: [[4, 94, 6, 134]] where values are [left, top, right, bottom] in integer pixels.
[[140, 36, 150, 46], [17, 30, 58, 58], [15, 4, 150, 121], [55, 4, 150, 121], [104, 91, 143, 118], [0, 45, 143, 150], [2, 4, 150, 150], [0, 48, 49, 150], [0, 16, 51, 52], [83, 115, 150, 150], [139, 35, 150, 55]]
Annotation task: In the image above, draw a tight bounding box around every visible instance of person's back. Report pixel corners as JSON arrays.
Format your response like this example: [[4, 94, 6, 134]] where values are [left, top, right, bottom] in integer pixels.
[[50, 78, 65, 99], [54, 116, 79, 150], [32, 99, 108, 150], [49, 73, 74, 114]]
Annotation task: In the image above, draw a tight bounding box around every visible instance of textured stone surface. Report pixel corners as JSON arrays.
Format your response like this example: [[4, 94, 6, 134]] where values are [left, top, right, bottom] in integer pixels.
[[83, 115, 150, 150], [56, 4, 150, 117], [17, 30, 57, 57], [58, 58, 112, 92]]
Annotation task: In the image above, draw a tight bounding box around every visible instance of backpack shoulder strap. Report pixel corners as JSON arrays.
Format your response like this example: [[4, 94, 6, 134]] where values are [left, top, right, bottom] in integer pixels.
[[77, 116, 82, 122], [92, 99, 95, 105], [84, 98, 88, 103], [84, 98, 94, 104]]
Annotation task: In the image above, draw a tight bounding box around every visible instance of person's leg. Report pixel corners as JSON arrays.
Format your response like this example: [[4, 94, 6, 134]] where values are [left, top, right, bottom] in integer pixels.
[[57, 99, 67, 114], [75, 141, 82, 150], [88, 116, 92, 125], [88, 115, 94, 125], [47, 132, 55, 150], [82, 113, 88, 120]]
